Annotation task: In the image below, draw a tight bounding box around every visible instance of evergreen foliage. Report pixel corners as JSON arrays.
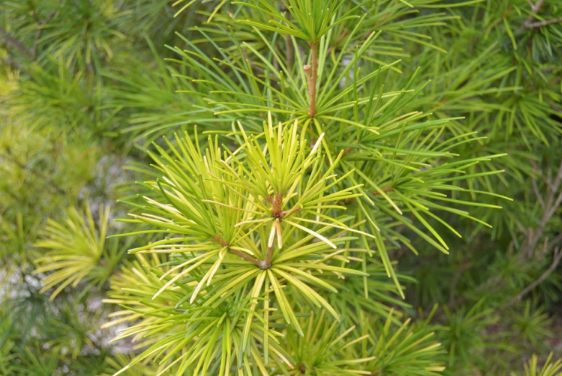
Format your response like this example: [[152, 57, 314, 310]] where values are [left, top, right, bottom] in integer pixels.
[[1, 0, 561, 375]]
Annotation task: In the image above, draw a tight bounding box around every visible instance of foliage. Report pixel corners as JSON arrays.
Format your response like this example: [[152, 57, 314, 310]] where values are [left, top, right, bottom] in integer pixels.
[[1, 0, 561, 375], [34, 203, 121, 299]]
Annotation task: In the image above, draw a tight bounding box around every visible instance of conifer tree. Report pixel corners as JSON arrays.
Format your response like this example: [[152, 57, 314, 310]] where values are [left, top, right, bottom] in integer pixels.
[[0, 0, 561, 375]]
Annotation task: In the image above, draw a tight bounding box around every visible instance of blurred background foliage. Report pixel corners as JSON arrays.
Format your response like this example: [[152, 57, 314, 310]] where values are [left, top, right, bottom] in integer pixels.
[[0, 0, 561, 375]]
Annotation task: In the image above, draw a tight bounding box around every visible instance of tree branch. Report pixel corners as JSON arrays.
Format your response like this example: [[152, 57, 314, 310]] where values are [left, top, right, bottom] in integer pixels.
[[518, 0, 547, 31], [212, 234, 264, 267], [519, 159, 562, 259], [506, 247, 562, 307], [372, 185, 393, 196], [263, 244, 274, 270], [0, 26, 33, 59], [229, 248, 263, 267], [532, 175, 545, 210], [305, 42, 319, 117], [527, 16, 562, 28]]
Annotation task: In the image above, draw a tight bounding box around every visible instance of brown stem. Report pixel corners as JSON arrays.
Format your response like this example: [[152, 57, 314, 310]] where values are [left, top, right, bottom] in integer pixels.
[[212, 234, 263, 267], [280, 207, 300, 217], [344, 198, 356, 205], [263, 244, 274, 270], [266, 193, 299, 219], [532, 175, 545, 210], [527, 16, 562, 29], [211, 234, 229, 247], [305, 42, 319, 117], [229, 248, 263, 266], [372, 185, 393, 196], [0, 26, 33, 59], [518, 159, 562, 260], [518, 0, 546, 32], [267, 193, 285, 219], [506, 247, 562, 308], [342, 143, 358, 157]]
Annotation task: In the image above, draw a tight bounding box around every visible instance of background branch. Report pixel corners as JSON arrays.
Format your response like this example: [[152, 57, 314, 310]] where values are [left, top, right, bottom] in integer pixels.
[[0, 26, 33, 59]]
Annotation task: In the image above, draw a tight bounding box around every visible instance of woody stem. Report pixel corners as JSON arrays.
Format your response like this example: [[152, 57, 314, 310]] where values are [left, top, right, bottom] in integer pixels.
[[213, 234, 262, 267], [306, 42, 319, 117], [229, 249, 262, 267], [264, 244, 274, 269]]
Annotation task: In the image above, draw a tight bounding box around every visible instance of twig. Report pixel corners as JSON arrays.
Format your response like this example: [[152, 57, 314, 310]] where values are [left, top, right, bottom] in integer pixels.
[[372, 185, 393, 196], [506, 247, 562, 307], [229, 248, 263, 266], [0, 26, 33, 59], [518, 0, 546, 31], [445, 233, 562, 315], [547, 190, 562, 220], [212, 234, 264, 268], [531, 0, 545, 14], [305, 42, 319, 117], [530, 159, 546, 181], [263, 244, 274, 270], [442, 158, 562, 316], [527, 16, 562, 28], [532, 176, 545, 210], [519, 159, 562, 260]]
